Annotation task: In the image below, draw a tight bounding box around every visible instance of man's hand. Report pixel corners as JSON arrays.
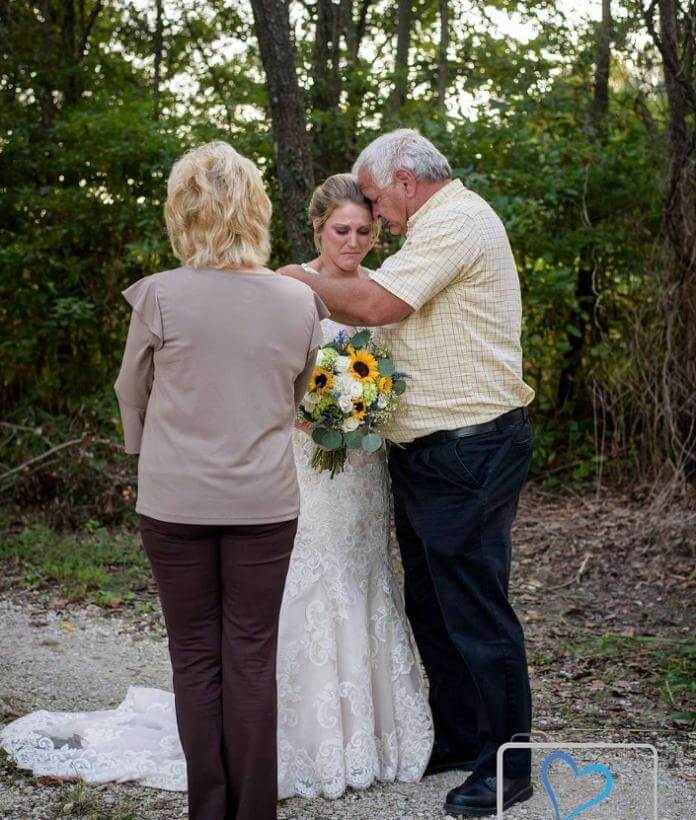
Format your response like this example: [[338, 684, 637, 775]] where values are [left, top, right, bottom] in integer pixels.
[[278, 264, 312, 286]]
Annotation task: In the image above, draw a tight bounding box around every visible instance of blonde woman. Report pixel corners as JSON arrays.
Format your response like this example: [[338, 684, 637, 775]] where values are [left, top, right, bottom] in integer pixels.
[[276, 174, 434, 799], [0, 142, 326, 820]]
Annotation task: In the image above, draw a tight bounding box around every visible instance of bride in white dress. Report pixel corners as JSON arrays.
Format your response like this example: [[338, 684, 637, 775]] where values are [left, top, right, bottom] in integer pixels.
[[0, 174, 433, 800]]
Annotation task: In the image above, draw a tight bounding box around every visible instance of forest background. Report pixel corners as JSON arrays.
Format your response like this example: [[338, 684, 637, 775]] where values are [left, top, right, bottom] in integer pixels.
[[1, 0, 695, 526]]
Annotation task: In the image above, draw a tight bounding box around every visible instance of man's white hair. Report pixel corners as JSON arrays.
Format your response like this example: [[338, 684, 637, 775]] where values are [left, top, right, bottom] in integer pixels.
[[352, 129, 451, 188]]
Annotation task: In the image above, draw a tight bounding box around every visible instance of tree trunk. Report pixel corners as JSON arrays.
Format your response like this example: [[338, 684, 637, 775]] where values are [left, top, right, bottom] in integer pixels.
[[591, 0, 611, 130], [389, 0, 412, 116], [339, 0, 373, 163], [657, 0, 696, 469], [249, 0, 315, 259], [153, 0, 163, 120], [437, 0, 449, 111], [311, 0, 344, 177], [557, 1, 613, 411], [182, 13, 233, 132], [62, 0, 79, 102], [556, 265, 595, 411], [656, 0, 696, 278], [312, 0, 340, 111]]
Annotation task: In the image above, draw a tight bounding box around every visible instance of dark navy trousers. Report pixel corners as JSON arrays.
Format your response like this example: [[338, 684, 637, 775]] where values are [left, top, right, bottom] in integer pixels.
[[389, 414, 533, 778]]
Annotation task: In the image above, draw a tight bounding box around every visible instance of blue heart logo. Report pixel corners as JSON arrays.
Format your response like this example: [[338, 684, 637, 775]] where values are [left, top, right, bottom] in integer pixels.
[[540, 751, 614, 820]]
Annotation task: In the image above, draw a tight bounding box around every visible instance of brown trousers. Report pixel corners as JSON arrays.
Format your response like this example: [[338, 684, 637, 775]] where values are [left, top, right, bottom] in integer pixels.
[[139, 515, 297, 820]]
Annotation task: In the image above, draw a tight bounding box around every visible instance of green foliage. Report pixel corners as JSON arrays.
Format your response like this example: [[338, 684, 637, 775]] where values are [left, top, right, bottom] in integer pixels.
[[0, 0, 677, 515], [0, 520, 151, 606], [312, 427, 344, 451], [0, 394, 138, 526], [571, 632, 696, 717]]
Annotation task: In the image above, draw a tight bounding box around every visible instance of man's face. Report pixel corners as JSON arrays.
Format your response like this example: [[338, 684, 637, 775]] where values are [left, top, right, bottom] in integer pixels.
[[357, 169, 409, 236]]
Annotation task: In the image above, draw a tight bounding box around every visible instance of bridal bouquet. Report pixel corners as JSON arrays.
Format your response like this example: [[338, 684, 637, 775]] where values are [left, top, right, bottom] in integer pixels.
[[299, 329, 406, 477]]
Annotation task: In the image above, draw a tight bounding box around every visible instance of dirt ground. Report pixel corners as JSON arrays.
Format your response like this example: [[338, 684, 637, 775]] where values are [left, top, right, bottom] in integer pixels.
[[0, 485, 694, 819]]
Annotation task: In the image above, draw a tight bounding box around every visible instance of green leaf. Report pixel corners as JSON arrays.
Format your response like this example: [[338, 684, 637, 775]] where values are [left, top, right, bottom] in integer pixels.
[[378, 358, 395, 376], [344, 430, 364, 449], [348, 329, 371, 347], [669, 711, 696, 721], [312, 427, 344, 451], [392, 379, 407, 395], [361, 433, 382, 453]]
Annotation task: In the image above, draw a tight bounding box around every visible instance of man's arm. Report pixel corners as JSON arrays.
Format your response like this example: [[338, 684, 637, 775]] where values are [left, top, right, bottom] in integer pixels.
[[279, 265, 413, 326]]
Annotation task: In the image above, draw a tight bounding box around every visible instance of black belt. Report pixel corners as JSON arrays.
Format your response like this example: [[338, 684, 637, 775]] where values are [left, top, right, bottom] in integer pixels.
[[401, 407, 529, 451]]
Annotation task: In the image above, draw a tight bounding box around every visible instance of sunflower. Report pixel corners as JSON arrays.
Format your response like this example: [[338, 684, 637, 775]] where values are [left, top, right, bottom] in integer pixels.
[[309, 368, 334, 394], [352, 399, 367, 420], [348, 347, 379, 382], [378, 376, 393, 394]]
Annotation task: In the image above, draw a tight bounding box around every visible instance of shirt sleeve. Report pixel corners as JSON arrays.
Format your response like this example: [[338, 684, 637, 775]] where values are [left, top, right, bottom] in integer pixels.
[[370, 212, 482, 311], [114, 305, 159, 454]]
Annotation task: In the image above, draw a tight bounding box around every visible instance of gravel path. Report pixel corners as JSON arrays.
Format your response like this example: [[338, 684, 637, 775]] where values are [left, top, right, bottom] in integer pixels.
[[0, 596, 693, 820]]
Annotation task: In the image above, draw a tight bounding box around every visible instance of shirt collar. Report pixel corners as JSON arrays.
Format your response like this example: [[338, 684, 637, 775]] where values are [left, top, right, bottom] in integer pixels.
[[406, 178, 464, 233]]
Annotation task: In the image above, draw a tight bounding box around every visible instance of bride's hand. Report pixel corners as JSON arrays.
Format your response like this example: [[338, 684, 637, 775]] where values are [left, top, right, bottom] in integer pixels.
[[294, 419, 314, 436]]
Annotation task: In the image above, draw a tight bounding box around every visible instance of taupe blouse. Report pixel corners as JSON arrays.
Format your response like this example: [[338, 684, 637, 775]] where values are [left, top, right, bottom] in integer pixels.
[[114, 266, 327, 524]]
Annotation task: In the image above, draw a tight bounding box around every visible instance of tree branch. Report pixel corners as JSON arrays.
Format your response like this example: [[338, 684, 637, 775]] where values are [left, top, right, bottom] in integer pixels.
[[79, 0, 103, 60]]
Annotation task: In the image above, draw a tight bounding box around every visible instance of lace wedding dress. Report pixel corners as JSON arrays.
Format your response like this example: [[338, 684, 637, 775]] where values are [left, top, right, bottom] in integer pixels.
[[277, 307, 433, 799], [0, 302, 433, 800]]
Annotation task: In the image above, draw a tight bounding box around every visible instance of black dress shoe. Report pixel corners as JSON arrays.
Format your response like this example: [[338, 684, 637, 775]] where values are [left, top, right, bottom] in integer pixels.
[[424, 743, 480, 776], [444, 773, 533, 817]]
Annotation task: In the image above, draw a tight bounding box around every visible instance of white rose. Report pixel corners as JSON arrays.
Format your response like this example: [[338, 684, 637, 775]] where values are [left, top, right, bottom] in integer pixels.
[[350, 380, 364, 399], [338, 395, 354, 414], [335, 355, 351, 372], [341, 416, 361, 432], [303, 392, 321, 408]]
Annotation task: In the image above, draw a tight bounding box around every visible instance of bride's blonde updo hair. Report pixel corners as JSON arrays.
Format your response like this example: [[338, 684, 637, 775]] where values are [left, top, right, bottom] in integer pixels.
[[165, 140, 272, 270], [308, 173, 380, 253]]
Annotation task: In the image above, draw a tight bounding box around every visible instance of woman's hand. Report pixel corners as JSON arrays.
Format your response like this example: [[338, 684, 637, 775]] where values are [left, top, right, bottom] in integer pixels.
[[294, 419, 314, 436]]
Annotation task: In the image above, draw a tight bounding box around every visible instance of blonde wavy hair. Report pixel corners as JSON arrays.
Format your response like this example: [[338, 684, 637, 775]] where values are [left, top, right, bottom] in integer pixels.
[[165, 141, 271, 270], [309, 173, 380, 253]]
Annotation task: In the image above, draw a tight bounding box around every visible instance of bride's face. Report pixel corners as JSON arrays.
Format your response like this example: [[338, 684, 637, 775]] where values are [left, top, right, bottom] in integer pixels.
[[318, 202, 373, 272]]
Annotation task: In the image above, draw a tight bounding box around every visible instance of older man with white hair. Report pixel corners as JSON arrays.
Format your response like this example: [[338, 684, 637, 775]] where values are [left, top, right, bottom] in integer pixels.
[[283, 128, 535, 817]]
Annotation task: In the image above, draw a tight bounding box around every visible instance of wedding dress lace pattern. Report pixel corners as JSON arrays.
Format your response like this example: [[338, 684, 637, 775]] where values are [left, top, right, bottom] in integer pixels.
[[277, 317, 433, 799], [0, 316, 433, 799]]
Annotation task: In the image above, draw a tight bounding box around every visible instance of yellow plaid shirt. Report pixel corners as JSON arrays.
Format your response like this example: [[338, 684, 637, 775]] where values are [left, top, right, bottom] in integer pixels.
[[371, 179, 534, 443]]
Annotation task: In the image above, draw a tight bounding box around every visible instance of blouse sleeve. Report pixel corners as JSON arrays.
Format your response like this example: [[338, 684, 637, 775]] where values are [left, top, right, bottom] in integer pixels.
[[293, 293, 329, 407], [293, 347, 319, 407], [309, 292, 330, 352], [121, 276, 164, 349], [114, 277, 163, 453]]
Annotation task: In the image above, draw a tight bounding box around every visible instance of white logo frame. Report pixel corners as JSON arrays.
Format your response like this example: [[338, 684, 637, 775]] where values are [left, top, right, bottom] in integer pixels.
[[496, 741, 658, 819]]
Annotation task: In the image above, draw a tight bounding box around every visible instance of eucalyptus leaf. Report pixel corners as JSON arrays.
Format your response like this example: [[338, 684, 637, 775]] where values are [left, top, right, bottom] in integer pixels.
[[312, 427, 344, 451], [348, 329, 371, 348], [378, 358, 395, 376], [361, 432, 383, 453], [393, 379, 407, 395], [344, 430, 364, 449]]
